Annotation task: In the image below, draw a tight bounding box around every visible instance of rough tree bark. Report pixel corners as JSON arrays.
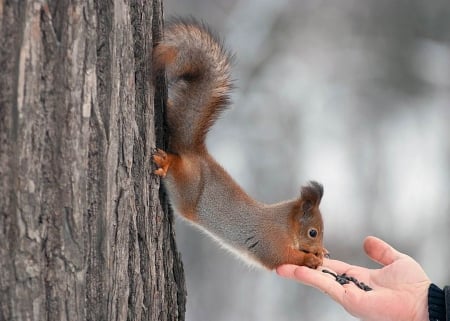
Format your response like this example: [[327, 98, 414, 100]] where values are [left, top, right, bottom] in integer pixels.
[[0, 1, 186, 320]]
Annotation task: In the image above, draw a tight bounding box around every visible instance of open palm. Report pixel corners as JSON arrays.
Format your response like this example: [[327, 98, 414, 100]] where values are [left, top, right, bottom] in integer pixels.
[[277, 236, 431, 321]]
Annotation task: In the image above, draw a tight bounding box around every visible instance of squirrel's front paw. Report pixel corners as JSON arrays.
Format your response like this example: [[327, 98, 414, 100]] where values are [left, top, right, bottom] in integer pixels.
[[152, 148, 170, 177], [304, 253, 323, 269]]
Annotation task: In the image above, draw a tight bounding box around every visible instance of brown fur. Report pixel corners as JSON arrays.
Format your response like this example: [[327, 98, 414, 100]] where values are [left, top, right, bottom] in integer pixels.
[[152, 18, 326, 269]]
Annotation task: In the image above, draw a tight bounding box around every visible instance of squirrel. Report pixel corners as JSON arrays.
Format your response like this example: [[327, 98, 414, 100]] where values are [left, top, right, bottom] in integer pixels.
[[152, 18, 327, 270]]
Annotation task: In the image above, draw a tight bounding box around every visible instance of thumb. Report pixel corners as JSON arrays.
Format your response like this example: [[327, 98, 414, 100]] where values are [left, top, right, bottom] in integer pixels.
[[363, 236, 403, 266]]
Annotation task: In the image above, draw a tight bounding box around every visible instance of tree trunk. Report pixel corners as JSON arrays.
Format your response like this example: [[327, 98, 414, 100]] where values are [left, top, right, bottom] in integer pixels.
[[0, 1, 186, 320]]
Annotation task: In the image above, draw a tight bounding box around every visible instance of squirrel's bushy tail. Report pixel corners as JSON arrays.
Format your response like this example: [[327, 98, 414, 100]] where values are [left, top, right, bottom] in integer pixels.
[[154, 18, 233, 152]]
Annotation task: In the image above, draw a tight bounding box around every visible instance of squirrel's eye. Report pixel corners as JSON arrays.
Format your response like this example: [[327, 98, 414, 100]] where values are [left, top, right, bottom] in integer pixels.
[[308, 228, 318, 239]]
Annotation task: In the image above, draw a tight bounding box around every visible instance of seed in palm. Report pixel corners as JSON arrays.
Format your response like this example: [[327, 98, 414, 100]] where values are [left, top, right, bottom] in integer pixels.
[[322, 269, 373, 291]]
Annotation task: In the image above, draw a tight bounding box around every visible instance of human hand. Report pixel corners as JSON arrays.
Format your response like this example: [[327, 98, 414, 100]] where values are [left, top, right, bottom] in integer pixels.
[[277, 236, 431, 321]]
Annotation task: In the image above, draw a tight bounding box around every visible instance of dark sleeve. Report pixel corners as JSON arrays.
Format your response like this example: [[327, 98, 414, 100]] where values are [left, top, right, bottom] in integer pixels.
[[445, 286, 450, 321], [428, 283, 449, 321]]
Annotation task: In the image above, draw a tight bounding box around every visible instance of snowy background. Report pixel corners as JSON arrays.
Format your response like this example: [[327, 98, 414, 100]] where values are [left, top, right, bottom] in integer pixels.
[[163, 1, 450, 320]]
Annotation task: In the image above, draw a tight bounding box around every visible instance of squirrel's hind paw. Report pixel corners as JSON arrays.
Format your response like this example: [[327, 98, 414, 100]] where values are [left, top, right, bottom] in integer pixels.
[[152, 148, 170, 177]]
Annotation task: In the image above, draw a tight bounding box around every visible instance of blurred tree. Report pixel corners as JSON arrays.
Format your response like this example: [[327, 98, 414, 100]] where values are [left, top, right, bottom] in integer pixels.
[[0, 1, 185, 320]]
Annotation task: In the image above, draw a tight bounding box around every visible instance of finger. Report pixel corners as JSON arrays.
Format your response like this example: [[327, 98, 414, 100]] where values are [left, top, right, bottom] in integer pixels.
[[322, 259, 372, 281], [363, 236, 403, 266], [277, 265, 346, 304], [277, 265, 334, 284], [276, 264, 300, 279], [322, 258, 353, 274]]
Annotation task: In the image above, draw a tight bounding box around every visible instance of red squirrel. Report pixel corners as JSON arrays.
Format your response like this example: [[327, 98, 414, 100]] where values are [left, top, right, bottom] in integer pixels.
[[152, 18, 327, 269]]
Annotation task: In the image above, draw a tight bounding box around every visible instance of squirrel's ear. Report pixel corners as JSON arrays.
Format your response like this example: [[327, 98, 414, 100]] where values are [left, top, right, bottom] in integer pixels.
[[300, 181, 323, 212]]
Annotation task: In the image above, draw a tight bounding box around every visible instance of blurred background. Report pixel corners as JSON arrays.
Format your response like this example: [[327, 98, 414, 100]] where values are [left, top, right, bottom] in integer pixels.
[[163, 1, 450, 320]]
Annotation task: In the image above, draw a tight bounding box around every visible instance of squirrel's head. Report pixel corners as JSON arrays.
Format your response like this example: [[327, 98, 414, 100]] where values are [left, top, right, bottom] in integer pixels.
[[289, 181, 327, 258]]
